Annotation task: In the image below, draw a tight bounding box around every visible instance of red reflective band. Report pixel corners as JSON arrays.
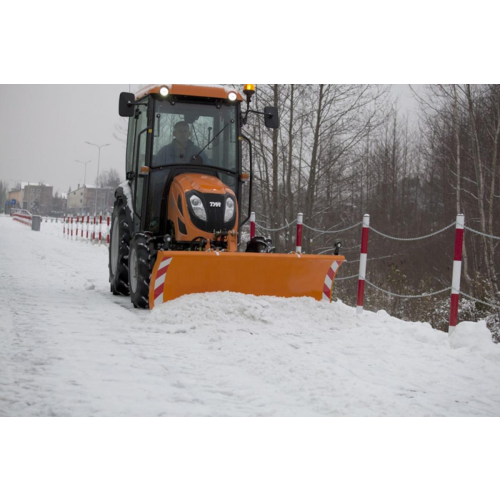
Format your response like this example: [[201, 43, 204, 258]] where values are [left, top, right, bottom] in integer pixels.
[[454, 228, 464, 261], [250, 221, 256, 239], [323, 283, 331, 299], [357, 280, 365, 307], [449, 293, 460, 327], [154, 285, 164, 300], [296, 224, 303, 245], [327, 266, 335, 281], [156, 263, 170, 279], [360, 227, 369, 254]]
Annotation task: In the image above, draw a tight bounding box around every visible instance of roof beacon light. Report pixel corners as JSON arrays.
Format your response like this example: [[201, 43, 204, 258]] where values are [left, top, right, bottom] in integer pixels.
[[243, 84, 255, 97], [228, 91, 237, 101], [160, 86, 169, 97]]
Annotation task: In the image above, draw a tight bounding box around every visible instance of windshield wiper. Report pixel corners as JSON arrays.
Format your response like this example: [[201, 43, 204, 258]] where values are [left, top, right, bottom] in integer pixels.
[[191, 119, 234, 162]]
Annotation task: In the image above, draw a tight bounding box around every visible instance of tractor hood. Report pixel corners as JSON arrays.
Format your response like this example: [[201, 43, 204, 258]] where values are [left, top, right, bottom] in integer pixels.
[[173, 173, 234, 195]]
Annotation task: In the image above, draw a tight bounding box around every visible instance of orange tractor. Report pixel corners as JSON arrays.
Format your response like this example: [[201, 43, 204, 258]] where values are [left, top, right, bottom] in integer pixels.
[[109, 84, 344, 309]]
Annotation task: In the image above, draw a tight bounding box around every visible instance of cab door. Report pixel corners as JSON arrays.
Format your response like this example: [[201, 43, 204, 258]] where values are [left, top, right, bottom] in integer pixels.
[[126, 97, 152, 231]]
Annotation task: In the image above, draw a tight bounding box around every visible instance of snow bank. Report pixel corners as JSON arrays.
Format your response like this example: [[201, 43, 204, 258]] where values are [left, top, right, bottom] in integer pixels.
[[449, 321, 499, 360]]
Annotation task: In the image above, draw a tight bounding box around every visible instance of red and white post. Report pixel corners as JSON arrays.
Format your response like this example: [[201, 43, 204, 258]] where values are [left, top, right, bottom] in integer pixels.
[[356, 214, 370, 314], [250, 212, 256, 240], [449, 214, 464, 335], [107, 217, 110, 245], [296, 213, 303, 254], [99, 214, 103, 244]]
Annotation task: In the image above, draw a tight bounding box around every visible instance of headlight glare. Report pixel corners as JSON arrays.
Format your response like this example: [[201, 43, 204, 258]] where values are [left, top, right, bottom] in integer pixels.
[[190, 194, 207, 221], [224, 197, 235, 222]]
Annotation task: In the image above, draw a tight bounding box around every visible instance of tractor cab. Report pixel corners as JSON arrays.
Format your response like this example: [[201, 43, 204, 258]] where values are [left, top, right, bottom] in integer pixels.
[[119, 85, 254, 242]]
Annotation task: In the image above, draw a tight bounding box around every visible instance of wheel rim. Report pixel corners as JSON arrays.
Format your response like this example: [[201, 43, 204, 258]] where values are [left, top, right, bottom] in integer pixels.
[[130, 246, 138, 294], [111, 216, 119, 275]]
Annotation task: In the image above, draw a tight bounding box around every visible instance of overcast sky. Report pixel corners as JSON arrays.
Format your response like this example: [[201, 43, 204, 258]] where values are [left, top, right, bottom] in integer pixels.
[[0, 84, 419, 194], [0, 84, 131, 194]]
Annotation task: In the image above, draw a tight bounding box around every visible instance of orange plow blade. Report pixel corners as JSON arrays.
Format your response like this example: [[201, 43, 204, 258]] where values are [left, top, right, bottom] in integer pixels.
[[149, 251, 345, 310]]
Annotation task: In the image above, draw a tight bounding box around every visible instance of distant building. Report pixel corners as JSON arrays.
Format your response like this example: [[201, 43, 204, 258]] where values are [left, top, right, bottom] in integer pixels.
[[7, 182, 55, 215], [7, 185, 25, 209], [23, 183, 53, 213], [67, 185, 115, 215]]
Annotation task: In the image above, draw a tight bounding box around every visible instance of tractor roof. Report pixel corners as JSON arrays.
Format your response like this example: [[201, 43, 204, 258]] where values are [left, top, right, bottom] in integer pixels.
[[135, 84, 243, 101]]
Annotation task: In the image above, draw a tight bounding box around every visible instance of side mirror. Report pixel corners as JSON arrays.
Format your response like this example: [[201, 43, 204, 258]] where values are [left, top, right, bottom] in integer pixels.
[[264, 106, 279, 129], [119, 92, 136, 117]]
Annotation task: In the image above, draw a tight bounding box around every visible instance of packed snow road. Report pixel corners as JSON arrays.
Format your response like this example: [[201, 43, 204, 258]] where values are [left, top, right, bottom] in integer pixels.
[[1, 214, 499, 416]]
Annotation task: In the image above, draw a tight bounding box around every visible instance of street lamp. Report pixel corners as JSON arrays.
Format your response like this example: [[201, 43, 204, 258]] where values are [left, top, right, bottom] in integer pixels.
[[75, 159, 91, 186], [85, 142, 110, 214]]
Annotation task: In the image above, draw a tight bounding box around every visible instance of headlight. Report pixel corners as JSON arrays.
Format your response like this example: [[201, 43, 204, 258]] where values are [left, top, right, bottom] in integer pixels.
[[160, 86, 169, 97], [228, 91, 237, 101], [224, 197, 235, 222], [189, 195, 207, 221]]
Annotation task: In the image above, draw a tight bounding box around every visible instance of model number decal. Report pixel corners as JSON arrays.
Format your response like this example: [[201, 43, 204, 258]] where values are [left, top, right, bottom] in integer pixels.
[[210, 202, 222, 208]]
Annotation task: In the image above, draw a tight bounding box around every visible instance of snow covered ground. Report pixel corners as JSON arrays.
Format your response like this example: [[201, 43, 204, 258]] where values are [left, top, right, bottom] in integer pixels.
[[1, 214, 499, 416]]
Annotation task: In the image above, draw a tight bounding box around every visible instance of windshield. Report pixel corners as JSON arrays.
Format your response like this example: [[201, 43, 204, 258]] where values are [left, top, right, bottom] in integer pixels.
[[152, 100, 238, 172]]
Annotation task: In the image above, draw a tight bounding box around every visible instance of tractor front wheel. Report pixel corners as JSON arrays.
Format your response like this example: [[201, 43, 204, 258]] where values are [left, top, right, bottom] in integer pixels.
[[129, 233, 157, 309], [109, 199, 131, 296]]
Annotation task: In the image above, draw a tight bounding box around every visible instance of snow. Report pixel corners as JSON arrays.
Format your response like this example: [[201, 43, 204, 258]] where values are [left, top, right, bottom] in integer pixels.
[[119, 180, 134, 217], [1, 214, 499, 417]]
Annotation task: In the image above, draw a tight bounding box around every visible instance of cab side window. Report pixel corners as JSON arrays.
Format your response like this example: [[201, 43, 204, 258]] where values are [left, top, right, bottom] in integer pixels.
[[129, 99, 149, 224], [125, 114, 136, 176]]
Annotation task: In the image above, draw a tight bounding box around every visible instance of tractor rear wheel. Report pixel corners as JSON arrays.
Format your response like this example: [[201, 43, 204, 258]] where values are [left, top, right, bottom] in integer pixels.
[[109, 199, 131, 296], [129, 233, 157, 309]]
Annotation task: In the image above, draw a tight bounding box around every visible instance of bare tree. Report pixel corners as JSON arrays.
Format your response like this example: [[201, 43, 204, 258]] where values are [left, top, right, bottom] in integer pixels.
[[96, 169, 122, 189]]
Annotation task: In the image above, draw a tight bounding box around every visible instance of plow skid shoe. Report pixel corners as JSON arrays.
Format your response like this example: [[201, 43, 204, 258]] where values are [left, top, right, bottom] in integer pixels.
[[149, 251, 345, 310]]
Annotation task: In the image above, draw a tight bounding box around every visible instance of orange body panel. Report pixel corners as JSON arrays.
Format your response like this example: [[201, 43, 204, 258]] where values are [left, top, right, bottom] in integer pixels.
[[149, 252, 345, 309], [168, 173, 238, 242], [135, 84, 243, 101]]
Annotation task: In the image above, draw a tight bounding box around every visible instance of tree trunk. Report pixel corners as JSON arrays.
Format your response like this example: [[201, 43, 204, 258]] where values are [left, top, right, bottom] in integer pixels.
[[466, 85, 497, 293], [305, 84, 324, 252]]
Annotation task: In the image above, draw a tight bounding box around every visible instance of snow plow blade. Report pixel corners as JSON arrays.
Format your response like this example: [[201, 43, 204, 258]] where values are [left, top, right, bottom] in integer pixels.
[[149, 251, 345, 310]]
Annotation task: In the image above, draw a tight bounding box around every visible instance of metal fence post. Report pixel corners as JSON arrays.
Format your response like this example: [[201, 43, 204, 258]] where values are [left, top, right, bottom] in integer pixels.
[[250, 212, 256, 240], [449, 214, 464, 335], [356, 214, 370, 314], [296, 213, 303, 254]]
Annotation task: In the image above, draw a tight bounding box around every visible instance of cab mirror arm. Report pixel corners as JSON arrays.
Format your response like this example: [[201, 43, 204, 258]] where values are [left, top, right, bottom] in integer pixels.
[[242, 106, 280, 129]]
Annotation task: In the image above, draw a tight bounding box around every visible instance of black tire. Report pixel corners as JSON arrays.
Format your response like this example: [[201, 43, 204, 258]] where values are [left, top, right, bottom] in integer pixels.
[[109, 199, 131, 296], [129, 233, 157, 309]]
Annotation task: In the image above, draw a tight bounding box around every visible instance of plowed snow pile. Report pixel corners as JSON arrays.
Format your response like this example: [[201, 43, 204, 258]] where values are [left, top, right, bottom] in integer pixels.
[[1, 214, 499, 416]]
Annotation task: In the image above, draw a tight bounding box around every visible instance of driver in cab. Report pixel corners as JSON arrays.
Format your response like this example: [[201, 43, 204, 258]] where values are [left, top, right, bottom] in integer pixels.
[[155, 121, 208, 166]]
